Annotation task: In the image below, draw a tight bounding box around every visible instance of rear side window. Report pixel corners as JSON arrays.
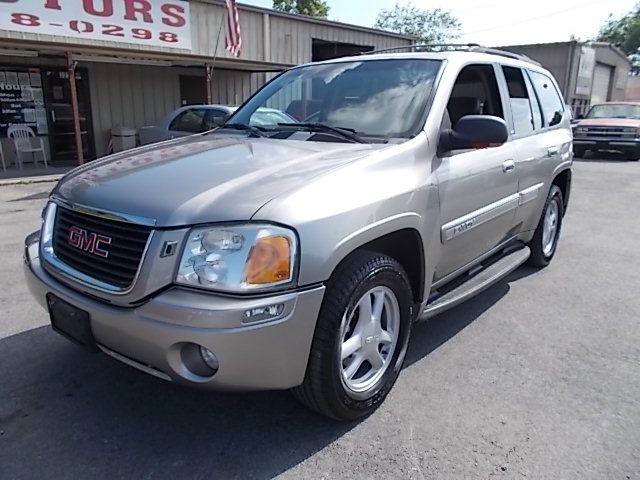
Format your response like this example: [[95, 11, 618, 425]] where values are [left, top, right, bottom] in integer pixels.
[[502, 66, 537, 136], [528, 71, 564, 127]]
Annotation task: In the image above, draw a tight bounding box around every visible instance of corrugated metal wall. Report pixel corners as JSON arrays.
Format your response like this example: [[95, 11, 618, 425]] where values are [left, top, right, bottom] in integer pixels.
[[87, 63, 181, 157], [87, 64, 267, 157], [268, 15, 405, 65], [190, 2, 410, 65], [191, 2, 267, 62], [210, 70, 266, 105]]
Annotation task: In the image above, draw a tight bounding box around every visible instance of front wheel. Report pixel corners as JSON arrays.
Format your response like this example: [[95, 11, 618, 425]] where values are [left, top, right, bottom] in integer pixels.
[[527, 185, 564, 267], [293, 251, 413, 421]]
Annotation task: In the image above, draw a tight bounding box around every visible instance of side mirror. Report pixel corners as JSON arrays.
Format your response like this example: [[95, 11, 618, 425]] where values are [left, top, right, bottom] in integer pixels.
[[576, 114, 585, 120], [439, 115, 509, 154]]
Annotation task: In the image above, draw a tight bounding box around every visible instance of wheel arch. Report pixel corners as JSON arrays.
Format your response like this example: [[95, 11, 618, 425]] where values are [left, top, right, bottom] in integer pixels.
[[329, 227, 426, 306], [552, 167, 572, 214]]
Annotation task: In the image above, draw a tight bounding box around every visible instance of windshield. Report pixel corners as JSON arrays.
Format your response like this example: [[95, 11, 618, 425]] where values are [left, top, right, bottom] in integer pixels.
[[230, 59, 442, 139], [587, 104, 640, 119]]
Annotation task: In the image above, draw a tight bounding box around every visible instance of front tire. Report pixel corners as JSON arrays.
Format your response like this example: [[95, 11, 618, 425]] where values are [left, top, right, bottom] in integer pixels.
[[293, 251, 413, 421], [527, 185, 564, 267]]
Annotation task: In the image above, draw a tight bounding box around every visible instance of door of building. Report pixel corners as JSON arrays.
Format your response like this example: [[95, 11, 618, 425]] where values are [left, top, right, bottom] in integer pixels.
[[180, 75, 207, 106], [42, 68, 95, 164]]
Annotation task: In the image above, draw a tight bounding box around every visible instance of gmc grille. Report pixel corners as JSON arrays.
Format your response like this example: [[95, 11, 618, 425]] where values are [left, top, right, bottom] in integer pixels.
[[52, 207, 152, 289]]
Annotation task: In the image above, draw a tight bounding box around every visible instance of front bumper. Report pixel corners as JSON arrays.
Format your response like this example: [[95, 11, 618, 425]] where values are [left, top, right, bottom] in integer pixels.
[[24, 235, 325, 391], [573, 137, 640, 153]]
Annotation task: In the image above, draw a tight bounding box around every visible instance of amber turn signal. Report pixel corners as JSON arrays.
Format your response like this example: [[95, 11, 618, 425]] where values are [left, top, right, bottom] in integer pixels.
[[244, 235, 292, 285]]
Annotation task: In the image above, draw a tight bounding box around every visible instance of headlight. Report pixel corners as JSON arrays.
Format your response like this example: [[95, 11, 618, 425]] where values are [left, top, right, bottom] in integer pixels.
[[575, 127, 588, 134], [176, 224, 297, 293]]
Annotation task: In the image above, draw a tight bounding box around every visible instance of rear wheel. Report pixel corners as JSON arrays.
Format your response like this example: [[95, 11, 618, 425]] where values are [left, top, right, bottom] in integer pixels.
[[527, 185, 564, 268], [293, 251, 413, 421]]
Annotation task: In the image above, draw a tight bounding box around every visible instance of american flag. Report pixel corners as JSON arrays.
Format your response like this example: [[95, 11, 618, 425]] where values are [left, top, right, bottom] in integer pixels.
[[225, 0, 242, 57]]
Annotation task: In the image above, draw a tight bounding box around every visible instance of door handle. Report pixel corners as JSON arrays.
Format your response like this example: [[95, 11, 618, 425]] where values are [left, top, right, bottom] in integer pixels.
[[502, 160, 515, 173], [51, 110, 56, 122], [547, 147, 559, 157]]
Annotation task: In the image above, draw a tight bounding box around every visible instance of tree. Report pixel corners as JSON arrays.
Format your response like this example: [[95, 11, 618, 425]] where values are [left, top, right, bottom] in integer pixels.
[[597, 4, 640, 55], [374, 3, 461, 45], [273, 0, 330, 18]]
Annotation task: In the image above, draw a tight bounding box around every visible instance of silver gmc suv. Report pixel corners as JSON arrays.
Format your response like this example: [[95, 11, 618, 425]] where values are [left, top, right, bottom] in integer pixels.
[[24, 46, 573, 420]]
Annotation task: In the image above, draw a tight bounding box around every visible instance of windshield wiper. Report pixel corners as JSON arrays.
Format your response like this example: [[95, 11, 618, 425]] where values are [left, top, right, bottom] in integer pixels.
[[218, 123, 268, 138], [277, 122, 369, 144]]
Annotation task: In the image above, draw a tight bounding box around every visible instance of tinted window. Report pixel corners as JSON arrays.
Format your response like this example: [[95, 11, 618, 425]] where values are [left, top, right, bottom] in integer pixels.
[[523, 72, 543, 130], [444, 64, 504, 131], [170, 109, 206, 133], [528, 71, 564, 127], [502, 66, 536, 135]]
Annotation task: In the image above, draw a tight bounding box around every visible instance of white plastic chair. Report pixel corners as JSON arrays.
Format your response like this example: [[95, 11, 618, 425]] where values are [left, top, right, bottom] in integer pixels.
[[8, 125, 48, 170]]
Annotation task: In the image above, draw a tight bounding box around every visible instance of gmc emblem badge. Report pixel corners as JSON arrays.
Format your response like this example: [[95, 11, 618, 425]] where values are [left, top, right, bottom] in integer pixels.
[[68, 226, 112, 259]]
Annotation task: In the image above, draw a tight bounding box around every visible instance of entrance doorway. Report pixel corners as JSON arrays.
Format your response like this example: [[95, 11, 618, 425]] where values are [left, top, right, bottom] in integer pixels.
[[180, 75, 207, 106], [43, 68, 95, 164], [312, 39, 374, 61]]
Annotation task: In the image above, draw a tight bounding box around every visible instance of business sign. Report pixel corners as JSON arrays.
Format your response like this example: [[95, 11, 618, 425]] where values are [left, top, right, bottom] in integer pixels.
[[0, 0, 192, 50], [576, 46, 595, 96], [0, 67, 46, 135]]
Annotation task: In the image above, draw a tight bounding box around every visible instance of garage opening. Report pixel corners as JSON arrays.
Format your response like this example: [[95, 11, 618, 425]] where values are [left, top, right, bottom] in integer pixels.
[[591, 63, 614, 105], [312, 39, 374, 61]]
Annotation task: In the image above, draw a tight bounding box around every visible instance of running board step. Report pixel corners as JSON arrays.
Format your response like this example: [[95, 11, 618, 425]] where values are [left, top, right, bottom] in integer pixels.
[[420, 246, 531, 320]]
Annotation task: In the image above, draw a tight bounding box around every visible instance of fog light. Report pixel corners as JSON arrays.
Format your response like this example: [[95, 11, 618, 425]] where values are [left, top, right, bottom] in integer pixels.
[[243, 303, 285, 323], [199, 346, 219, 371]]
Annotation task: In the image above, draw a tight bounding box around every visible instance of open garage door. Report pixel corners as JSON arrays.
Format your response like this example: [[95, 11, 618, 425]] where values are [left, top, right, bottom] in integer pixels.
[[591, 63, 613, 104]]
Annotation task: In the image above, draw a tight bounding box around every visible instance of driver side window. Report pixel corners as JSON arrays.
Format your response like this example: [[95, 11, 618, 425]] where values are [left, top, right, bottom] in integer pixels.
[[443, 64, 504, 132]]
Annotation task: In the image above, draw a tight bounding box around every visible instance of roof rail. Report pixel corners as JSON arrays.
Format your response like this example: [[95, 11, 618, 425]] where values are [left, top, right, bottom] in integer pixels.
[[359, 43, 542, 66], [360, 43, 481, 55], [468, 46, 541, 66]]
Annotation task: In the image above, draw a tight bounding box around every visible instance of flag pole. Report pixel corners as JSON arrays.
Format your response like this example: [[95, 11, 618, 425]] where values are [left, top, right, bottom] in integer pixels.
[[206, 14, 226, 104]]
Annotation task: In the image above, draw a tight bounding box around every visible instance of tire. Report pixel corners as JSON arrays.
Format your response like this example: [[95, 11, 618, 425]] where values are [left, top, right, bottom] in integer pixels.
[[625, 151, 640, 161], [293, 251, 413, 421], [527, 185, 564, 268], [573, 147, 586, 158]]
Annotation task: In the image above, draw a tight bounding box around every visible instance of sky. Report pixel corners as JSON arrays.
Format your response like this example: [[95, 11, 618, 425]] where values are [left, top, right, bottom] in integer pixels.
[[241, 0, 638, 46]]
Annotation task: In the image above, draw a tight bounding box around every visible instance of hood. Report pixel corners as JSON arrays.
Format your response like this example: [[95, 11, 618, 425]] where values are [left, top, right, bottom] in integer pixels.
[[576, 118, 640, 128], [53, 135, 387, 227]]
